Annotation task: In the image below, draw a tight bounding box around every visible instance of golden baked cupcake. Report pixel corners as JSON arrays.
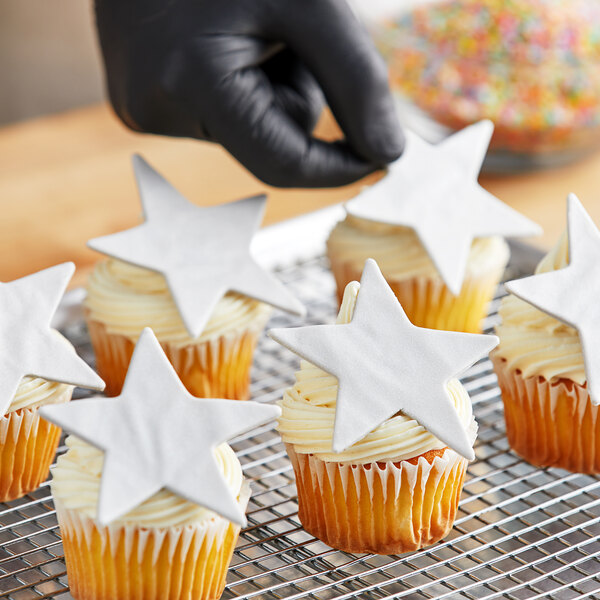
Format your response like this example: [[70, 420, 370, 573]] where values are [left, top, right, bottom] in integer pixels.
[[493, 195, 600, 473], [327, 216, 508, 333], [51, 436, 249, 600], [0, 377, 72, 502], [270, 259, 497, 554], [328, 121, 540, 333], [0, 263, 104, 502], [85, 155, 304, 398], [85, 260, 271, 398], [41, 328, 281, 600]]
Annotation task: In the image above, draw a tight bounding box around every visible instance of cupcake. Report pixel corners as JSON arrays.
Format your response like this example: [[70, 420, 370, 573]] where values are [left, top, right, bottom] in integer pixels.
[[0, 263, 104, 502], [51, 436, 249, 600], [493, 195, 600, 473], [270, 259, 497, 554], [327, 215, 509, 333], [85, 155, 304, 398], [328, 121, 540, 333], [85, 260, 271, 398], [0, 375, 72, 502], [41, 328, 281, 600]]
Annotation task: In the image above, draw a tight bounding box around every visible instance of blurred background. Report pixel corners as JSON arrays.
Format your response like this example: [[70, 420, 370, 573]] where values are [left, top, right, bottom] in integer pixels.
[[2, 0, 600, 285], [0, 2, 103, 126]]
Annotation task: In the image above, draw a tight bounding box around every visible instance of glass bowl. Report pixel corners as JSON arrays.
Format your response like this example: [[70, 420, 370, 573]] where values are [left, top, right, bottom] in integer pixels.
[[361, 0, 600, 172]]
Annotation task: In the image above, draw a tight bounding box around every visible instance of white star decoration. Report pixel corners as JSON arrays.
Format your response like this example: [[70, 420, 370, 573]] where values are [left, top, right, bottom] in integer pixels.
[[40, 328, 281, 526], [506, 194, 600, 405], [346, 121, 542, 295], [88, 155, 305, 338], [0, 263, 104, 416], [269, 259, 498, 460]]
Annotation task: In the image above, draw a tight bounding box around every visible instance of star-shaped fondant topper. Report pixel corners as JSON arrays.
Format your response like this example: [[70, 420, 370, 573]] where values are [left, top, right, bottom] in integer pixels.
[[505, 194, 600, 404], [269, 259, 498, 460], [41, 328, 281, 526], [0, 262, 104, 416], [87, 156, 305, 338], [346, 121, 542, 295]]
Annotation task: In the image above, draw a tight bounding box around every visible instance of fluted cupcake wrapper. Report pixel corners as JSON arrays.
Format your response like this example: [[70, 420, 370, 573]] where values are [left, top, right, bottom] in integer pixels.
[[86, 313, 269, 399], [55, 484, 250, 600], [492, 354, 600, 473], [0, 389, 71, 502], [327, 253, 505, 333], [286, 444, 468, 555]]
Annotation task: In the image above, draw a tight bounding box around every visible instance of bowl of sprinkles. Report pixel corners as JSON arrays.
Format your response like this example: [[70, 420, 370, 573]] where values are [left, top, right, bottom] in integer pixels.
[[370, 0, 600, 171]]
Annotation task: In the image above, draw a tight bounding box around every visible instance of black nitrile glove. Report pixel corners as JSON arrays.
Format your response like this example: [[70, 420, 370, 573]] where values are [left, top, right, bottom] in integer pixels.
[[94, 0, 405, 187]]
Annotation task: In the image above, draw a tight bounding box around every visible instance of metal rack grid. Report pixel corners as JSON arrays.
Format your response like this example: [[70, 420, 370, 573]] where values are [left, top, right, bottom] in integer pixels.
[[2, 250, 600, 599]]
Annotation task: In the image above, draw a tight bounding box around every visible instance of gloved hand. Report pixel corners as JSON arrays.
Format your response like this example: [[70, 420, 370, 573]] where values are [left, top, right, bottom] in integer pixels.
[[94, 0, 404, 188]]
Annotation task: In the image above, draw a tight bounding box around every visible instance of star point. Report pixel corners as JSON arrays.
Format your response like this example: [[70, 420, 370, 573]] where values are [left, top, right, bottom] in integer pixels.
[[270, 259, 498, 460], [505, 194, 600, 405], [41, 327, 281, 526], [346, 122, 541, 295], [88, 156, 305, 338]]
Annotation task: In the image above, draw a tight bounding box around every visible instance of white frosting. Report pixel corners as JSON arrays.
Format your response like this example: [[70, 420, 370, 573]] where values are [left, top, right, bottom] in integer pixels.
[[277, 281, 477, 463], [85, 259, 272, 347], [326, 213, 510, 281], [7, 376, 72, 414], [51, 436, 244, 528], [496, 231, 585, 383]]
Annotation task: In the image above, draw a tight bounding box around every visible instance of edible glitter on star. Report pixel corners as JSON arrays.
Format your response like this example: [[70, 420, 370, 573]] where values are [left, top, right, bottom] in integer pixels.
[[41, 328, 281, 526], [269, 259, 499, 460], [346, 121, 541, 295], [506, 194, 600, 405], [88, 155, 305, 339], [0, 262, 104, 416]]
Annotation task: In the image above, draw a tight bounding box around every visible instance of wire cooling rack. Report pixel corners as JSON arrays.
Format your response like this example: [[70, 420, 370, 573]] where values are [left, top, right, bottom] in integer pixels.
[[2, 216, 600, 599]]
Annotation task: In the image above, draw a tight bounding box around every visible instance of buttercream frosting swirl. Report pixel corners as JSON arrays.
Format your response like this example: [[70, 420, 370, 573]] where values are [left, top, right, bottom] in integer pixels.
[[277, 281, 477, 463], [495, 231, 584, 383], [326, 213, 509, 281], [8, 376, 72, 414], [51, 436, 244, 528], [85, 259, 272, 346]]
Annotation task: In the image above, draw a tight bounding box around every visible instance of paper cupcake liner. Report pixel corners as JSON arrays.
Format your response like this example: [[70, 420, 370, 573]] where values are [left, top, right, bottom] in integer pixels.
[[55, 484, 250, 600], [286, 444, 468, 554], [328, 253, 504, 333], [86, 314, 265, 399], [0, 388, 72, 502], [492, 354, 600, 473]]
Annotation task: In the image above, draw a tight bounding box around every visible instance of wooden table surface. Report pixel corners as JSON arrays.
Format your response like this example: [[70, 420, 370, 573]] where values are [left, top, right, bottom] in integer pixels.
[[2, 103, 600, 287]]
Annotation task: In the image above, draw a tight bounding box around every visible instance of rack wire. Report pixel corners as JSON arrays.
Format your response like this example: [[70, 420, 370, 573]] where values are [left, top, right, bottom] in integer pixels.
[[1, 250, 600, 599]]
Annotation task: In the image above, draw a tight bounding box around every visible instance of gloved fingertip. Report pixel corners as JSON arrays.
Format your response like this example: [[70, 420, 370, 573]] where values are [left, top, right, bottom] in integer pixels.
[[356, 108, 406, 166], [372, 125, 406, 165]]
